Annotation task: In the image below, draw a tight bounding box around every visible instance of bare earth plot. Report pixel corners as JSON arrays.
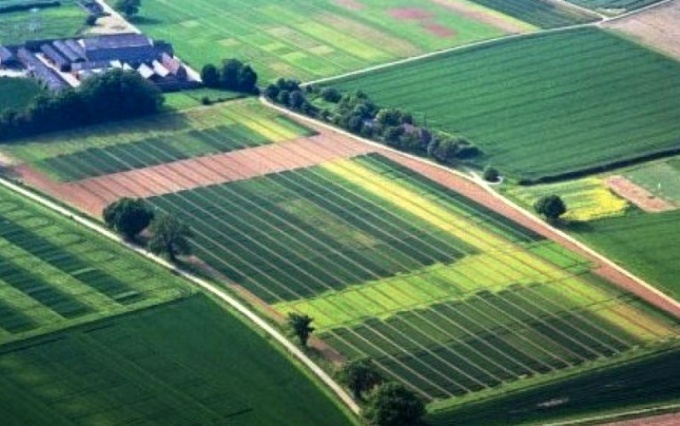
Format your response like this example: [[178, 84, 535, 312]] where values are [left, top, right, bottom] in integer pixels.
[[605, 0, 680, 61]]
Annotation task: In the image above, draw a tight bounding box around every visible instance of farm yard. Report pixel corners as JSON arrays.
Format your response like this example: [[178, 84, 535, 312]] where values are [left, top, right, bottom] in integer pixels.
[[0, 295, 355, 426], [329, 27, 680, 181], [132, 0, 521, 81], [0, 0, 87, 45], [0, 77, 42, 111]]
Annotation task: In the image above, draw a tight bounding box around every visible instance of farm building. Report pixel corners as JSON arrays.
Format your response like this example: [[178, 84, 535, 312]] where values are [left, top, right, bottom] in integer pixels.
[[0, 33, 198, 91], [0, 45, 20, 68]]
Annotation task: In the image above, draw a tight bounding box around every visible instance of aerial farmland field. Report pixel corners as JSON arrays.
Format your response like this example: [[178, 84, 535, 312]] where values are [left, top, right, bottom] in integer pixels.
[[137, 152, 679, 404], [0, 182, 354, 425], [131, 0, 526, 81], [565, 0, 664, 13], [329, 27, 680, 181]]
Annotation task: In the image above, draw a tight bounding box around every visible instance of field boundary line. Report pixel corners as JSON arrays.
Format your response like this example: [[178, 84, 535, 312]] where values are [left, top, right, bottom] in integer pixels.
[[261, 98, 680, 321], [601, 0, 677, 24], [0, 175, 361, 416], [544, 403, 680, 425]]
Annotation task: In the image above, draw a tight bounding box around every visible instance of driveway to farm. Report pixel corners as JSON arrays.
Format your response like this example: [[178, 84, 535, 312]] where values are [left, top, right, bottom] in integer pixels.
[[263, 98, 680, 320], [0, 176, 360, 416]]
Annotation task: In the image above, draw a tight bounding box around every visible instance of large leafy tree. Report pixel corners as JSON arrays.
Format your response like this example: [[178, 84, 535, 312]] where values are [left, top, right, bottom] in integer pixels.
[[103, 197, 155, 240], [362, 383, 425, 426], [148, 214, 193, 262], [288, 313, 315, 347], [114, 0, 141, 17], [337, 359, 382, 400], [534, 194, 567, 222]]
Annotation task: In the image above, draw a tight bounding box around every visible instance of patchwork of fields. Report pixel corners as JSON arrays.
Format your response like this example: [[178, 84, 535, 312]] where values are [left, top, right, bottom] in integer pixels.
[[141, 153, 679, 401], [622, 159, 680, 208], [330, 28, 680, 181], [133, 0, 519, 81], [0, 184, 189, 345], [0, 0, 86, 45], [566, 0, 664, 12]]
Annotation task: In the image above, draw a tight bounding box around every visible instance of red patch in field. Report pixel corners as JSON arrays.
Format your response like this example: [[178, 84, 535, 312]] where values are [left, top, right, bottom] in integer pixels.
[[389, 8, 432, 20], [334, 0, 364, 11], [424, 23, 456, 38], [605, 175, 674, 213]]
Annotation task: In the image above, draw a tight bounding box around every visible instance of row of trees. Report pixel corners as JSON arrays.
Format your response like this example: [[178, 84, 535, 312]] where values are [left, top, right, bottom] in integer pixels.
[[200, 59, 259, 94], [264, 79, 481, 165], [0, 69, 164, 142], [103, 198, 193, 261]]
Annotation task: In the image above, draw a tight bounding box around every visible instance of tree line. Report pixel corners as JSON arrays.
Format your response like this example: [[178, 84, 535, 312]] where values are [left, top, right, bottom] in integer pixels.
[[200, 59, 259, 94], [264, 78, 482, 165], [0, 69, 164, 142]]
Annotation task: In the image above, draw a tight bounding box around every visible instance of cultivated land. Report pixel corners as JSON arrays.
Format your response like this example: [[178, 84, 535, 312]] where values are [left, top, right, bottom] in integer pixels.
[[606, 0, 680, 64], [0, 0, 87, 44], [131, 0, 520, 81], [576, 210, 680, 300], [461, 0, 599, 28], [329, 27, 680, 181], [622, 159, 680, 208], [142, 153, 679, 405], [0, 178, 354, 425], [4, 99, 313, 181], [0, 77, 41, 111], [0, 183, 190, 345], [0, 294, 355, 426]]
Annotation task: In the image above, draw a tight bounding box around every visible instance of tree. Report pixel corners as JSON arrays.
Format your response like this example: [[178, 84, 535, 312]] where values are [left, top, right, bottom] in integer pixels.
[[148, 214, 193, 261], [114, 0, 141, 17], [534, 194, 567, 222], [200, 64, 220, 88], [288, 312, 314, 347], [85, 14, 98, 26], [337, 359, 382, 400], [103, 197, 155, 240], [483, 165, 500, 183], [236, 64, 258, 93], [219, 59, 243, 90], [362, 383, 425, 426]]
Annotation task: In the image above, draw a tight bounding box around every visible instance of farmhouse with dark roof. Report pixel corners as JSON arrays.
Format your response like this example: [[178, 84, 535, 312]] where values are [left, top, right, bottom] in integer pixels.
[[0, 33, 199, 91]]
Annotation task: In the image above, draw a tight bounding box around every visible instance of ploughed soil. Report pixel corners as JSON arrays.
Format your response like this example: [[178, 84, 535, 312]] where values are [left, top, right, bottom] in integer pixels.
[[606, 175, 675, 212]]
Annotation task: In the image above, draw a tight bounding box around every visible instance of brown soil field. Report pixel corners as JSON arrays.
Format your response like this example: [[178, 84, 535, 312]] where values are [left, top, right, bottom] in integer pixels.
[[606, 175, 675, 212], [605, 411, 680, 426], [12, 130, 376, 217], [605, 0, 680, 61]]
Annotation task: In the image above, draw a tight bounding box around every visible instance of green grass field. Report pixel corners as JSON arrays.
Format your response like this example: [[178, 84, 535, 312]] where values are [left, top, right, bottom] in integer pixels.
[[575, 210, 680, 299], [2, 100, 314, 181], [132, 0, 514, 81], [330, 28, 680, 181], [142, 152, 679, 404], [0, 0, 86, 44], [0, 77, 42, 111], [464, 0, 598, 28], [0, 294, 355, 426]]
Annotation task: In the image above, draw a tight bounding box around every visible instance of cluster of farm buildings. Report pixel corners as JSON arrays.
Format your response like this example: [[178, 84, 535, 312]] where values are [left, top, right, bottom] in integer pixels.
[[0, 33, 199, 91]]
